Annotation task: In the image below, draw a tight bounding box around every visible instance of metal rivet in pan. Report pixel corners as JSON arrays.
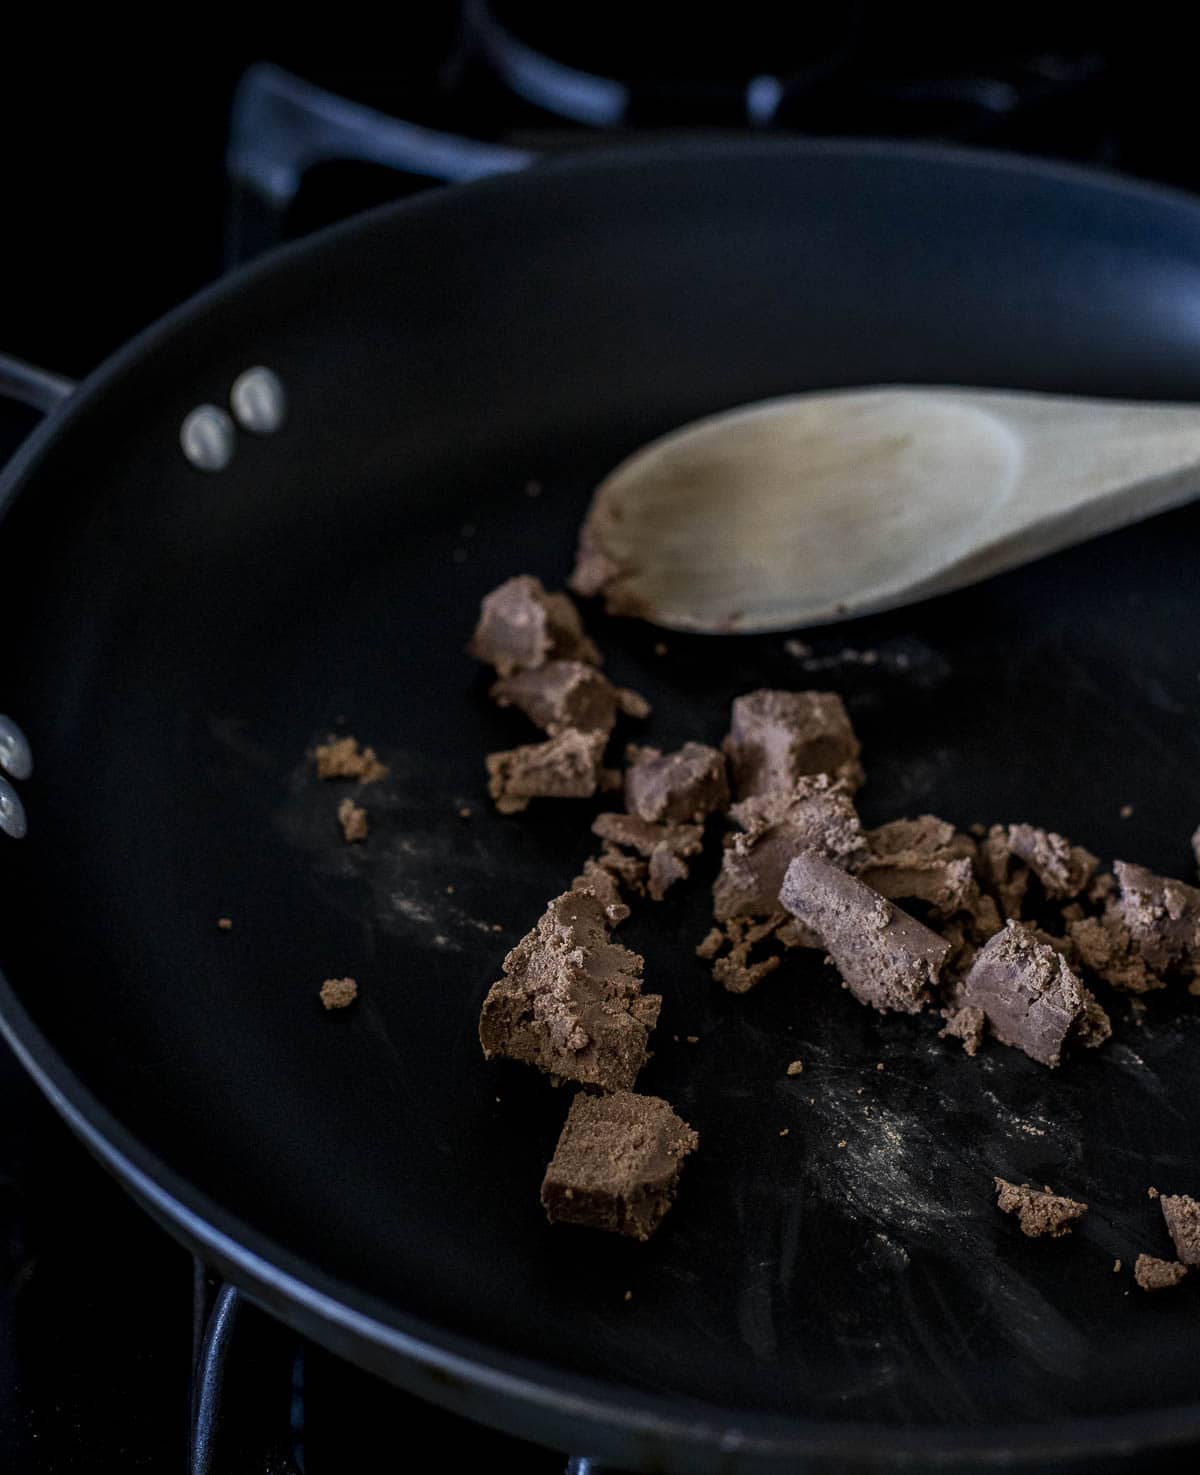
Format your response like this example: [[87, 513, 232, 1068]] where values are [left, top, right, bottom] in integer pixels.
[[0, 714, 32, 781], [746, 73, 783, 125], [0, 777, 26, 839], [230, 367, 286, 434], [181, 405, 236, 472]]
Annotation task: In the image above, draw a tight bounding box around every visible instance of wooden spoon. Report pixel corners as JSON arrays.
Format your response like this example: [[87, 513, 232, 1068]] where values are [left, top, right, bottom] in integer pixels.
[[569, 387, 1200, 632]]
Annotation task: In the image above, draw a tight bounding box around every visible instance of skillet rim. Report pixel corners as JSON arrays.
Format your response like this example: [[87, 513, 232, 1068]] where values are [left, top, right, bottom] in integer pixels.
[[3, 135, 1200, 1467]]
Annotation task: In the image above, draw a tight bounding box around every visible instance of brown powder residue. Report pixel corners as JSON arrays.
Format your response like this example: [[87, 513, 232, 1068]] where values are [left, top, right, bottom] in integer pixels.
[[337, 797, 369, 843], [314, 736, 388, 784], [320, 977, 358, 1010], [217, 917, 233, 931]]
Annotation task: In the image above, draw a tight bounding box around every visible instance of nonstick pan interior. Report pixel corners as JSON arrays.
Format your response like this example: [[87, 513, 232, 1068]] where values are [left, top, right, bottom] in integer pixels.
[[1, 143, 1200, 1468]]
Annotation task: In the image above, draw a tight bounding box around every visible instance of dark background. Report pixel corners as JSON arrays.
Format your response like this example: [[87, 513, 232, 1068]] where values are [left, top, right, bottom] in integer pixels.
[[2, 6, 1199, 1470], [1, 7, 1196, 378]]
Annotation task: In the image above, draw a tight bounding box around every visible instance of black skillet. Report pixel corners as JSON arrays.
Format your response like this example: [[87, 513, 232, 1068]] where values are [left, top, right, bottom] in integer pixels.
[[2, 139, 1200, 1473]]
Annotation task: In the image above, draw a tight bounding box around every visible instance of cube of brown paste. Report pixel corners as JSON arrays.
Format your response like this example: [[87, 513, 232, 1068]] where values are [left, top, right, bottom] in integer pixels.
[[540, 1090, 698, 1240], [779, 851, 949, 1013], [858, 814, 996, 927], [479, 888, 661, 1089], [570, 858, 631, 926], [959, 921, 1110, 1068], [1068, 912, 1164, 994], [591, 811, 704, 902], [1112, 860, 1200, 986], [486, 728, 606, 814], [978, 823, 1098, 920], [713, 775, 866, 923], [1005, 824, 1098, 900], [470, 575, 600, 677], [723, 689, 863, 801], [490, 660, 622, 736], [1161, 1194, 1200, 1265], [624, 741, 729, 824]]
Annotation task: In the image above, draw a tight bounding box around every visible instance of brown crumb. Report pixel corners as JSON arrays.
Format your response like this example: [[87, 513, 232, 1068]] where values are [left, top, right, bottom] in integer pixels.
[[1135, 1253, 1188, 1291], [939, 1005, 986, 1057], [685, 1034, 699, 1045], [623, 1289, 633, 1302], [786, 1060, 804, 1076], [458, 805, 473, 819], [695, 927, 725, 960], [615, 687, 652, 722], [1119, 803, 1134, 818], [1149, 1186, 1160, 1199], [320, 977, 358, 1010], [491, 923, 504, 933], [994, 1178, 1087, 1237], [1113, 1259, 1122, 1273], [779, 1128, 790, 1137], [875, 1062, 885, 1071], [783, 638, 813, 659], [1161, 1194, 1200, 1265], [337, 796, 369, 843], [837, 1140, 847, 1149], [653, 642, 668, 657], [487, 727, 606, 814], [709, 915, 783, 993], [314, 736, 388, 784], [217, 917, 233, 931]]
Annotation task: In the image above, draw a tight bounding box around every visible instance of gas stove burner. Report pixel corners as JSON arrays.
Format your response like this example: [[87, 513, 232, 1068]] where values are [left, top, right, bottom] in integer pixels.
[[465, 0, 861, 128], [465, 0, 1109, 146]]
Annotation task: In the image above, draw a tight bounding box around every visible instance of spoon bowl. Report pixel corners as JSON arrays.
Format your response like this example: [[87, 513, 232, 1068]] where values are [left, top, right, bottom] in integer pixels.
[[570, 387, 1200, 631]]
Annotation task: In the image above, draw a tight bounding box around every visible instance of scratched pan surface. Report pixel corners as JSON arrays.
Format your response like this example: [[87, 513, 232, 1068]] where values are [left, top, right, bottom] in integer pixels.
[[2, 142, 1200, 1472]]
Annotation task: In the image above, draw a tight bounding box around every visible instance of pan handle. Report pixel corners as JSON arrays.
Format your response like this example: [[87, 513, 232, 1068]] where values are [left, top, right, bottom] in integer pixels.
[[0, 353, 72, 836], [226, 63, 536, 265]]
